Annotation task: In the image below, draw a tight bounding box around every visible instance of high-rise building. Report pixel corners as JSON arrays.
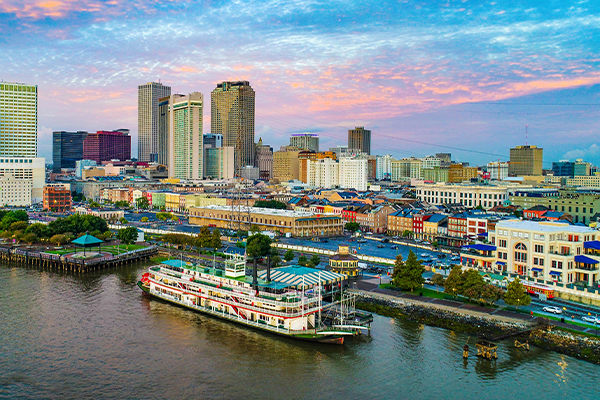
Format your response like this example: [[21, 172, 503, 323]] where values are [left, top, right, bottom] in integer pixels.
[[551, 160, 574, 177], [138, 82, 171, 162], [160, 93, 203, 180], [83, 130, 131, 164], [298, 150, 337, 183], [574, 159, 591, 177], [348, 127, 371, 155], [0, 82, 38, 157], [211, 81, 255, 175], [205, 147, 235, 179], [487, 161, 509, 180], [290, 133, 319, 152], [203, 133, 223, 149], [376, 155, 393, 180], [436, 153, 452, 167], [307, 158, 339, 189], [509, 145, 543, 176], [339, 158, 368, 191], [254, 138, 273, 180], [273, 146, 300, 182], [0, 157, 45, 204], [52, 131, 88, 172]]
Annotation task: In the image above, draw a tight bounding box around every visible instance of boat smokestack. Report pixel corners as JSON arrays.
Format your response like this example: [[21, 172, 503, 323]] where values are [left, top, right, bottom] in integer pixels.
[[252, 258, 258, 290]]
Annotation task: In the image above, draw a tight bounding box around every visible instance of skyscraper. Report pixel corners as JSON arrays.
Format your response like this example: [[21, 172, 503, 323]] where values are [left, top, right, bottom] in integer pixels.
[[0, 82, 38, 157], [509, 145, 543, 176], [161, 93, 203, 180], [348, 126, 371, 155], [211, 81, 255, 174], [255, 137, 273, 180], [52, 131, 88, 172], [83, 130, 131, 163], [138, 82, 171, 162], [290, 133, 319, 152]]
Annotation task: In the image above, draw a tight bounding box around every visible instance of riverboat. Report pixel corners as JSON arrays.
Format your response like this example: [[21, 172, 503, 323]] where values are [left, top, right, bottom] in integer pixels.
[[138, 254, 373, 344]]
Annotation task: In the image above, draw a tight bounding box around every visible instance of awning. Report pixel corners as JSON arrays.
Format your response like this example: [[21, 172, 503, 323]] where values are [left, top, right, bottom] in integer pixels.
[[462, 244, 497, 251], [549, 271, 562, 276], [496, 261, 506, 265], [584, 241, 600, 250], [531, 267, 543, 272], [574, 255, 599, 265]]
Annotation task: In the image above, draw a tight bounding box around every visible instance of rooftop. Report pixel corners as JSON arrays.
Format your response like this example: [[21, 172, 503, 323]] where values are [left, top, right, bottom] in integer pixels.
[[495, 220, 595, 234], [190, 204, 325, 218]]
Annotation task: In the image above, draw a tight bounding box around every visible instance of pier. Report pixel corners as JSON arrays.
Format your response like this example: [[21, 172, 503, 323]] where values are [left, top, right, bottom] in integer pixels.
[[0, 245, 158, 272]]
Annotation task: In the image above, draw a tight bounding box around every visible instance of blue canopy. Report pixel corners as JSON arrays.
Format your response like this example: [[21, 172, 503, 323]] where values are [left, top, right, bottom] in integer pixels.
[[531, 267, 543, 272], [584, 241, 600, 250], [575, 255, 599, 265], [162, 260, 192, 268], [462, 244, 497, 251], [496, 261, 506, 265], [549, 271, 562, 276]]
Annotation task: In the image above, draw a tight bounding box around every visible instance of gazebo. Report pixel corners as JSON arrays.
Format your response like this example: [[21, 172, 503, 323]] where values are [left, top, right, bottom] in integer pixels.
[[72, 233, 103, 256]]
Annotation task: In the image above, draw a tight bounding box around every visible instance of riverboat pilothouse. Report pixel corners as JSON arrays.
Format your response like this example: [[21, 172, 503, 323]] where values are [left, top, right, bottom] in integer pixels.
[[138, 253, 373, 344]]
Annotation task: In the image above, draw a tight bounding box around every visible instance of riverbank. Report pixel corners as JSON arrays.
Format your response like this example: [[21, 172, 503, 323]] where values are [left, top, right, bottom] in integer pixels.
[[351, 290, 600, 364]]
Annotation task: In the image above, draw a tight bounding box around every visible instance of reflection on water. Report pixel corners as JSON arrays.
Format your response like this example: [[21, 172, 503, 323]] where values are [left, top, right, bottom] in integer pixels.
[[1, 262, 599, 400]]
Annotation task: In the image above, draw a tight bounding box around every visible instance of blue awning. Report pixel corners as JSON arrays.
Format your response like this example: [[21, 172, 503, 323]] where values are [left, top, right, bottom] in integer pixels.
[[531, 267, 543, 272], [549, 271, 562, 276], [575, 255, 599, 265], [462, 244, 497, 251], [496, 261, 506, 265], [584, 241, 600, 250]]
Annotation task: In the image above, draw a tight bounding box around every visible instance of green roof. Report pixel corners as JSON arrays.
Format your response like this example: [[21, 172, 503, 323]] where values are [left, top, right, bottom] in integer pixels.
[[72, 234, 103, 246]]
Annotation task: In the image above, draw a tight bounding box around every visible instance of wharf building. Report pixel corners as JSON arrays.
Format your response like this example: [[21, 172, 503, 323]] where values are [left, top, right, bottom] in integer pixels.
[[189, 205, 344, 237], [52, 131, 88, 172], [254, 138, 273, 180], [348, 127, 371, 155], [211, 81, 255, 175], [290, 133, 319, 152], [138, 82, 171, 162], [158, 93, 204, 180], [509, 145, 543, 176], [83, 130, 131, 164], [462, 220, 600, 303]]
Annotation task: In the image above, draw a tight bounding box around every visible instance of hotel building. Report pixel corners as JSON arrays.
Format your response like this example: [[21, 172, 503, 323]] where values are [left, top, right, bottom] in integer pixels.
[[138, 82, 171, 162]]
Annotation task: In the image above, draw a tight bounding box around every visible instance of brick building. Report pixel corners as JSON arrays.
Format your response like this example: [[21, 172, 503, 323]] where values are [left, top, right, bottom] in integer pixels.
[[83, 130, 131, 163], [43, 184, 72, 212]]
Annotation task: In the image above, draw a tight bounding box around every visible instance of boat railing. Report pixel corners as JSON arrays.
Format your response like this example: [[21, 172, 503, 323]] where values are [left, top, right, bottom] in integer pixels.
[[155, 269, 319, 306]]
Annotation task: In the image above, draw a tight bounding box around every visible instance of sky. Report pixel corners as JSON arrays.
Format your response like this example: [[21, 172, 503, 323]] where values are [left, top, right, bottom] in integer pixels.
[[2, 0, 600, 168]]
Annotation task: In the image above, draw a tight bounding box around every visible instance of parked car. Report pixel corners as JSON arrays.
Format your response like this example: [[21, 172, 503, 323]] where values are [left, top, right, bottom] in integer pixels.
[[582, 315, 600, 324], [543, 306, 563, 314], [424, 277, 433, 285]]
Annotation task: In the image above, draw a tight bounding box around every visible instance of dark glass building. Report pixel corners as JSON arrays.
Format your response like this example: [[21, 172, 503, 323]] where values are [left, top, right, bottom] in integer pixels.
[[52, 131, 88, 173]]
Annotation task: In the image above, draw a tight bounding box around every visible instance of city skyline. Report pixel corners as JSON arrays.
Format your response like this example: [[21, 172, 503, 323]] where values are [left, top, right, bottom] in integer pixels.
[[2, 1, 600, 166]]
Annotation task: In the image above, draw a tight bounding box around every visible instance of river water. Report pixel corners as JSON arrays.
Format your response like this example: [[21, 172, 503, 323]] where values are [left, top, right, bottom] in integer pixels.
[[1, 262, 598, 400]]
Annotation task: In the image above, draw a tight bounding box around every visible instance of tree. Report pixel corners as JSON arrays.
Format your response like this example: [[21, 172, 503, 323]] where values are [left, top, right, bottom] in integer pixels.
[[89, 201, 101, 208], [402, 230, 411, 238], [23, 233, 38, 245], [114, 200, 130, 209], [135, 196, 149, 209], [119, 217, 129, 225], [504, 277, 531, 309], [197, 226, 211, 249], [444, 265, 464, 297], [271, 255, 282, 268], [297, 255, 308, 266], [117, 226, 138, 245], [141, 217, 149, 223], [431, 273, 445, 292], [210, 229, 222, 250], [284, 249, 294, 262], [249, 225, 261, 234], [171, 215, 179, 222], [392, 250, 424, 292], [49, 234, 68, 246], [246, 233, 272, 260], [310, 254, 320, 267], [461, 269, 485, 294], [479, 284, 504, 306], [345, 222, 360, 233], [254, 200, 287, 210], [9, 221, 29, 232], [391, 254, 404, 282]]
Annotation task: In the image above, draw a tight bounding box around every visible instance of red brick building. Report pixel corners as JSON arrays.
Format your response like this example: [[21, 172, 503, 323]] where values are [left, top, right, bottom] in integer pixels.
[[83, 130, 131, 163], [43, 185, 72, 212]]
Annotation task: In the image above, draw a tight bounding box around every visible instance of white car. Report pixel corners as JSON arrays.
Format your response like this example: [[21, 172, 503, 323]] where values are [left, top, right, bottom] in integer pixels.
[[543, 306, 563, 314], [582, 315, 600, 324]]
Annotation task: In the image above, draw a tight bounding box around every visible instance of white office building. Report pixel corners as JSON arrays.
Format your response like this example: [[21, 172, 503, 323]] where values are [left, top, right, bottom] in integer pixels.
[[307, 158, 339, 189], [376, 154, 393, 180], [339, 157, 368, 191]]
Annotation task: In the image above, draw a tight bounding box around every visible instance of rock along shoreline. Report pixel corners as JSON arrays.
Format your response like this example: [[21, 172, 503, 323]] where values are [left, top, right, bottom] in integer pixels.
[[352, 291, 600, 364]]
